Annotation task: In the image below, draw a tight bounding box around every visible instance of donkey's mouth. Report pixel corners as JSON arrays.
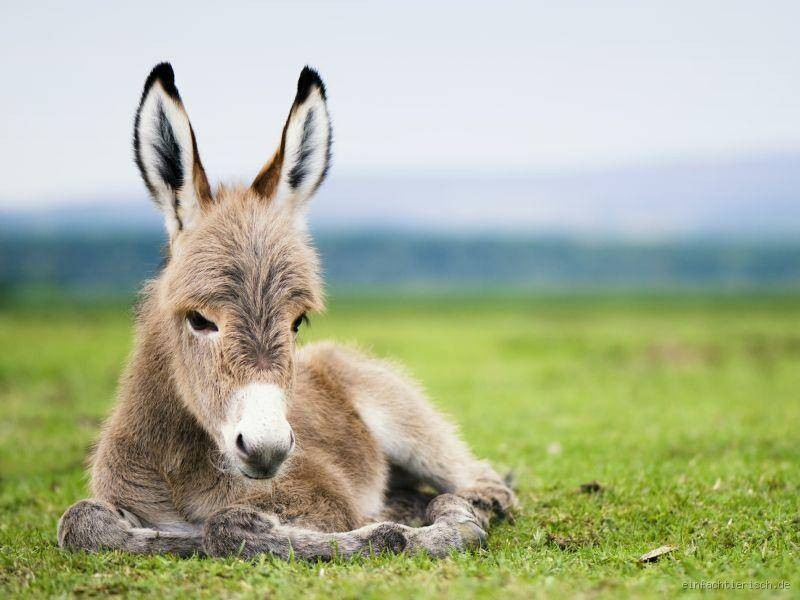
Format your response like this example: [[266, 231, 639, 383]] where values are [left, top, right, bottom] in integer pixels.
[[237, 464, 280, 480]]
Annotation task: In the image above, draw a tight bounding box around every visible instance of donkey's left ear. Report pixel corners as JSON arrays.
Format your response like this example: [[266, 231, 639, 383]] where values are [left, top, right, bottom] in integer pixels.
[[134, 63, 212, 239], [251, 67, 332, 209]]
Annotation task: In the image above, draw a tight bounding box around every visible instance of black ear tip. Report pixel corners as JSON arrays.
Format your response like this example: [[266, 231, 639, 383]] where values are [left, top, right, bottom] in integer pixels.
[[151, 62, 174, 80], [143, 62, 180, 99], [296, 66, 326, 103]]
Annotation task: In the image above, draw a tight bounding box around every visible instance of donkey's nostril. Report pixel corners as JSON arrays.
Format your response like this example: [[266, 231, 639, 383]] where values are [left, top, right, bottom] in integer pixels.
[[235, 433, 247, 455]]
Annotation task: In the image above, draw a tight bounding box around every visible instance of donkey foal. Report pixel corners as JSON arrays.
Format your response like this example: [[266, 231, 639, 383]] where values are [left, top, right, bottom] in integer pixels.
[[58, 64, 516, 560]]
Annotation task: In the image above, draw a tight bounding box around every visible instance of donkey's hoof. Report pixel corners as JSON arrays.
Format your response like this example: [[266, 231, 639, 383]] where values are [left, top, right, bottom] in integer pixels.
[[365, 523, 408, 554], [454, 520, 487, 550], [203, 505, 278, 558], [58, 499, 131, 552], [405, 517, 487, 557]]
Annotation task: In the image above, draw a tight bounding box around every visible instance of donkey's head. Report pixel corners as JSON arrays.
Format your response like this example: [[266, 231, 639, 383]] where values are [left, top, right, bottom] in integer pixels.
[[133, 63, 330, 479]]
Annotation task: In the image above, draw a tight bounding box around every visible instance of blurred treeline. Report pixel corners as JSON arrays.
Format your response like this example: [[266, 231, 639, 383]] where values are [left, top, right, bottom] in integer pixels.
[[2, 232, 799, 298]]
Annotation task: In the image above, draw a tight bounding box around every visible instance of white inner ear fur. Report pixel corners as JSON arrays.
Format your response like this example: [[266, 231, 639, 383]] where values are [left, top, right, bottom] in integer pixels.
[[275, 86, 330, 210], [137, 82, 203, 238]]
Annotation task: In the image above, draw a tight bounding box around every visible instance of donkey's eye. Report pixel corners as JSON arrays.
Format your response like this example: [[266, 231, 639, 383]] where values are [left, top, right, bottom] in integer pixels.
[[186, 311, 218, 333], [291, 313, 308, 334]]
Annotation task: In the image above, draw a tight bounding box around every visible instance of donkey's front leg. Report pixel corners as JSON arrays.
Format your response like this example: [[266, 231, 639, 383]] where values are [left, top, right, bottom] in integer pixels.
[[202, 505, 408, 560], [58, 499, 203, 557], [203, 503, 488, 560]]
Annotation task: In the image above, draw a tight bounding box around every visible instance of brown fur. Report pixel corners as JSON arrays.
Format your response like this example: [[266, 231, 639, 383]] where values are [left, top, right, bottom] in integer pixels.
[[57, 64, 517, 560]]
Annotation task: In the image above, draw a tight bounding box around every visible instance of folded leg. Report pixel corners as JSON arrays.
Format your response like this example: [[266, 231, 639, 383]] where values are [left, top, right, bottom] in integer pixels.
[[58, 499, 203, 557], [202, 500, 486, 560], [351, 359, 518, 529]]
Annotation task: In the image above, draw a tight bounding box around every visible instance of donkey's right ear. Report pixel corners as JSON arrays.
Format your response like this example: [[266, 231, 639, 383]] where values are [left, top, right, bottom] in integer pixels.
[[250, 67, 332, 210], [133, 63, 212, 239]]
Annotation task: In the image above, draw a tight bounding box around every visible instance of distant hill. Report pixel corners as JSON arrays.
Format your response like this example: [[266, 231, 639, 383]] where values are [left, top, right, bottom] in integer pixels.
[[1, 153, 798, 240], [309, 153, 800, 239], [2, 154, 798, 293]]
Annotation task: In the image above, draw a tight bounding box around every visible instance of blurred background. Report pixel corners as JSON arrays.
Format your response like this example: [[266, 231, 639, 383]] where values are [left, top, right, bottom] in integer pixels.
[[2, 1, 799, 296], [2, 4, 800, 594]]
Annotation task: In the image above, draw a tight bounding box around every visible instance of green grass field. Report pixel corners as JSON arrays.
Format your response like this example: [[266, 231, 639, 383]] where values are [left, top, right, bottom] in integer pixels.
[[1, 293, 798, 598]]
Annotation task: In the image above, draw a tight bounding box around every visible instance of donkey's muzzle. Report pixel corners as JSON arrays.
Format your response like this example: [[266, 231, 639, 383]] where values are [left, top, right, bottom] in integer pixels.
[[225, 382, 294, 479], [235, 429, 295, 479]]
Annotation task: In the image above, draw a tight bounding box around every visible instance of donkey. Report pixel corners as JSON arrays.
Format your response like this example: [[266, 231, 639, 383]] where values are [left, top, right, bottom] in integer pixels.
[[57, 63, 516, 560]]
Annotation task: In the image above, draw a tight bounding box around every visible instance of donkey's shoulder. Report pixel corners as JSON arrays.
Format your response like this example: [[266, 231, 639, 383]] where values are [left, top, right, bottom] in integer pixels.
[[296, 340, 369, 364], [296, 340, 410, 379], [295, 340, 422, 406]]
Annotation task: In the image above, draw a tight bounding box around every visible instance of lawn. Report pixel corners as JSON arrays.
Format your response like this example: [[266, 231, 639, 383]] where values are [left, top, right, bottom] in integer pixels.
[[1, 293, 798, 598]]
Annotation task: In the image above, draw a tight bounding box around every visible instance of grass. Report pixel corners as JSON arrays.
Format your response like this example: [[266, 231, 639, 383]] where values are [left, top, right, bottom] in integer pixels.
[[1, 292, 799, 598]]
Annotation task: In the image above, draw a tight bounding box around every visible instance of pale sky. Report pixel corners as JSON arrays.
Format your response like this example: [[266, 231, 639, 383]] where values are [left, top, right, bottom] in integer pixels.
[[2, 0, 799, 206]]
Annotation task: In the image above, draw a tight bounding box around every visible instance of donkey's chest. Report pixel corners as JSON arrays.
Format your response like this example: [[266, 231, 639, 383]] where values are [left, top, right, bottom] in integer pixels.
[[159, 385, 392, 527], [165, 445, 389, 529], [161, 467, 244, 525]]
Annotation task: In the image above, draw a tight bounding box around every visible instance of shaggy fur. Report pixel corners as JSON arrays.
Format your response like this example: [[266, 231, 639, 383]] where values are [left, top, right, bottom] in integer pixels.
[[58, 63, 517, 560]]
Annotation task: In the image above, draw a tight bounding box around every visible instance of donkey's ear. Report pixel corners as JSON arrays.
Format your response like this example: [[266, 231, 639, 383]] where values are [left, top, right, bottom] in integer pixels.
[[134, 63, 212, 239], [251, 67, 332, 209]]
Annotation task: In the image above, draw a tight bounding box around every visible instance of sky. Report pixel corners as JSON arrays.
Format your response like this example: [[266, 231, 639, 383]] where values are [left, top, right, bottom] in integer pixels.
[[1, 1, 799, 208]]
